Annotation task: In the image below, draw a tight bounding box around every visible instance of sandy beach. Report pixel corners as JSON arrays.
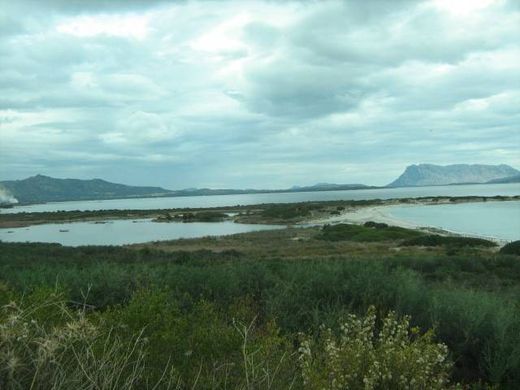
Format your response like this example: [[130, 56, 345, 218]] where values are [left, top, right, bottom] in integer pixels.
[[304, 206, 420, 228], [304, 205, 510, 244], [351, 206, 419, 228]]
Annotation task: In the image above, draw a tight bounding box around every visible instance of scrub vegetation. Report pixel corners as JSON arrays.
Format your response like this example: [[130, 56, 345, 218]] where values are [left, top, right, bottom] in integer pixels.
[[319, 223, 424, 242], [401, 235, 497, 248], [154, 211, 229, 223], [1, 222, 519, 388], [499, 240, 520, 256]]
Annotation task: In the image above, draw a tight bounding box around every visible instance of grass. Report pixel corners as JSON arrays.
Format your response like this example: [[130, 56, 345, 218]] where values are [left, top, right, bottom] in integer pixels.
[[0, 289, 179, 389]]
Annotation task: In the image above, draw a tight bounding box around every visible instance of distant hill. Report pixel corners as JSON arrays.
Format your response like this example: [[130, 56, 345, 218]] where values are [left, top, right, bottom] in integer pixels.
[[486, 174, 520, 184], [172, 183, 370, 197], [0, 175, 173, 204], [289, 183, 369, 192], [388, 164, 520, 187], [0, 175, 373, 205]]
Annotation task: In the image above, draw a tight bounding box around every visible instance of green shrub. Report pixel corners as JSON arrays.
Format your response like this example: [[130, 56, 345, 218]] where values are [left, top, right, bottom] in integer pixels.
[[319, 223, 422, 242], [401, 235, 497, 248], [181, 211, 228, 222], [0, 289, 296, 389], [260, 203, 322, 220], [298, 306, 454, 389], [102, 290, 239, 380], [499, 240, 520, 255], [364, 221, 389, 229]]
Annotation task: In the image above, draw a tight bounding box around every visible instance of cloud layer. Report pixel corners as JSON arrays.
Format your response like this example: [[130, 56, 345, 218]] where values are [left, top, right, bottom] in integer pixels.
[[1, 0, 519, 188]]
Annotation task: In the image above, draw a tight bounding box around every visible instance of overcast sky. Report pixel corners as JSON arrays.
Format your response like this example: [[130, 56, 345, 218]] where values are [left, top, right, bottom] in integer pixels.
[[0, 0, 519, 189]]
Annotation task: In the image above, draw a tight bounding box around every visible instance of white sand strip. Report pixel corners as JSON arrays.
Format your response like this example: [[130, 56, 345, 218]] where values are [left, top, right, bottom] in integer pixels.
[[303, 205, 507, 244]]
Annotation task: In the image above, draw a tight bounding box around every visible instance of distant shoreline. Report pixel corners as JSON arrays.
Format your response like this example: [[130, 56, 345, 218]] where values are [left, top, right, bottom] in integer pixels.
[[305, 203, 513, 244]]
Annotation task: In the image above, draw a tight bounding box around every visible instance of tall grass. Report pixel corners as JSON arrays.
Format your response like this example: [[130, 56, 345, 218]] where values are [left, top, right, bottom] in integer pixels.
[[0, 289, 178, 390]]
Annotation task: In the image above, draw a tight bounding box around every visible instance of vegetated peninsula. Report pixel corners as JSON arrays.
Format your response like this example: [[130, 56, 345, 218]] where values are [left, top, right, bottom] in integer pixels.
[[388, 163, 520, 187]]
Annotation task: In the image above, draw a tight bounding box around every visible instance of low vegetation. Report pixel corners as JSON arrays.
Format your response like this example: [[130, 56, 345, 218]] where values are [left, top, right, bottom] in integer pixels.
[[401, 235, 497, 248], [319, 222, 424, 242], [154, 211, 229, 223], [0, 290, 176, 389], [500, 240, 520, 255], [260, 203, 320, 220], [0, 288, 459, 389], [1, 233, 519, 388]]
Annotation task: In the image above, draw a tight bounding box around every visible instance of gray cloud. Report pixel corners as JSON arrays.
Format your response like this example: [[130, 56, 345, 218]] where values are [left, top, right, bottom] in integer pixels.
[[0, 0, 519, 188]]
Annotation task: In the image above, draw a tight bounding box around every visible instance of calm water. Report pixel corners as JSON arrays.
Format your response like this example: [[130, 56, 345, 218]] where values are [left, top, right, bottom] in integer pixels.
[[3, 183, 519, 214], [386, 201, 520, 241], [0, 220, 283, 246]]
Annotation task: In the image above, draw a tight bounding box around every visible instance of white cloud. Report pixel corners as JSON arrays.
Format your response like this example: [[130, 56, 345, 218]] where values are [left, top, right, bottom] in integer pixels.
[[432, 0, 499, 16], [56, 14, 151, 40], [100, 111, 178, 146], [0, 0, 519, 186]]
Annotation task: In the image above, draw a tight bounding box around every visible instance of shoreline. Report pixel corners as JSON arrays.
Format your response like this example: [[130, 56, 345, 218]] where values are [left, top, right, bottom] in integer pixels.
[[304, 204, 511, 245], [1, 196, 518, 245]]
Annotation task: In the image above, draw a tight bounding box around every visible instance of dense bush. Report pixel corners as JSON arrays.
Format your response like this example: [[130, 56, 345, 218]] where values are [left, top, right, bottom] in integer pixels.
[[1, 289, 459, 389], [401, 235, 497, 248], [1, 242, 520, 386], [261, 204, 319, 220], [500, 240, 520, 255], [319, 223, 423, 242], [364, 221, 389, 229], [0, 289, 298, 389]]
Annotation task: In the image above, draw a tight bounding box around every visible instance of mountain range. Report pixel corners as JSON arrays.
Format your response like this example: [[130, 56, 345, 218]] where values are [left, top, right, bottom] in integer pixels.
[[1, 164, 518, 205]]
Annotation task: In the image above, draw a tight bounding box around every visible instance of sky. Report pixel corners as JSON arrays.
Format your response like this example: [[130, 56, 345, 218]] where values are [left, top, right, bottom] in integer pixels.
[[0, 0, 519, 189]]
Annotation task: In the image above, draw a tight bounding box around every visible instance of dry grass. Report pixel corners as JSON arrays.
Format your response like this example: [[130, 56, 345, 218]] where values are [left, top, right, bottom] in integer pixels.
[[0, 292, 179, 390]]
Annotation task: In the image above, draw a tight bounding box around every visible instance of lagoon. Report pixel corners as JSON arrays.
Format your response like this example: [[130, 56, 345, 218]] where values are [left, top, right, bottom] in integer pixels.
[[386, 200, 520, 241], [0, 219, 283, 247], [3, 183, 519, 214]]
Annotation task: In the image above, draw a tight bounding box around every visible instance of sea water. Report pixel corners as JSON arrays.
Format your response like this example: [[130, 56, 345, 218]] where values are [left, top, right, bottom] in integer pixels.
[[386, 201, 520, 241], [3, 183, 519, 214]]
